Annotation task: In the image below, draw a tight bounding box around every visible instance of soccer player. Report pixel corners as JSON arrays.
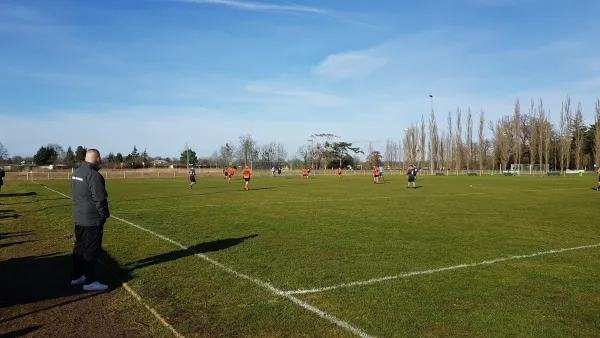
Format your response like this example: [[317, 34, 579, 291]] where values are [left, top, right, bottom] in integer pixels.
[[338, 167, 343, 177], [307, 168, 311, 177], [242, 166, 252, 190], [223, 167, 228, 180], [271, 166, 276, 177], [277, 166, 282, 176], [189, 166, 196, 189], [226, 166, 235, 184], [373, 166, 380, 184], [379, 165, 385, 183], [407, 165, 416, 188], [302, 168, 308, 179]]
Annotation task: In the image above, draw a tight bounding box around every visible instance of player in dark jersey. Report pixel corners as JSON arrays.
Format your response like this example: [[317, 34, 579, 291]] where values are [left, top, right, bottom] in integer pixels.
[[189, 166, 196, 189], [407, 165, 416, 188]]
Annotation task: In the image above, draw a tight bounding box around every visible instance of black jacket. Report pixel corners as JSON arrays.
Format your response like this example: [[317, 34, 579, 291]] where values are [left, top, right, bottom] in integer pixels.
[[71, 162, 109, 226]]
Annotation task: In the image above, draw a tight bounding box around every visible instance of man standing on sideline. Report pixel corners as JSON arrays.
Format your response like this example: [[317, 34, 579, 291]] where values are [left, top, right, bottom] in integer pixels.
[[70, 149, 110, 291]]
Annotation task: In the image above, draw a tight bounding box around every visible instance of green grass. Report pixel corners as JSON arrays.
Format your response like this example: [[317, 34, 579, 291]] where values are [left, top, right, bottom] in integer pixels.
[[2, 173, 600, 337]]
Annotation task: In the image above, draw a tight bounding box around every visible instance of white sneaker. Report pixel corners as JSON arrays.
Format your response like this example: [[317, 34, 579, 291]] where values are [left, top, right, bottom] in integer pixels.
[[83, 281, 108, 291], [71, 275, 86, 285]]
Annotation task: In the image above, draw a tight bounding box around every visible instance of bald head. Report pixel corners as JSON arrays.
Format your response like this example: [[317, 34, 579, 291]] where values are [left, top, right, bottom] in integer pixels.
[[85, 149, 101, 165]]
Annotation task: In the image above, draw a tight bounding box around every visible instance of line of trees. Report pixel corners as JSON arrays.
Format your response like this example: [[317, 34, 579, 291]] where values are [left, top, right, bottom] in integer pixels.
[[3, 96, 600, 172], [388, 97, 600, 173]]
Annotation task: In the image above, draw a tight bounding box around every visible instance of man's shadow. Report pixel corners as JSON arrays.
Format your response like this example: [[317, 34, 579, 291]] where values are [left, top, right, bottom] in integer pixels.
[[0, 192, 37, 198], [126, 234, 258, 271], [0, 249, 131, 314]]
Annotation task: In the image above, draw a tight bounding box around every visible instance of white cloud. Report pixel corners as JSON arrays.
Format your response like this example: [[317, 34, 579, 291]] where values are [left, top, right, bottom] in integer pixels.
[[171, 0, 325, 13], [242, 83, 349, 107], [312, 50, 388, 80]]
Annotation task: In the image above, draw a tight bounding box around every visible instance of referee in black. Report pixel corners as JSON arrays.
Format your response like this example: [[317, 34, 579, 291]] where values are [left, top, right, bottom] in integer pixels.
[[70, 149, 110, 291]]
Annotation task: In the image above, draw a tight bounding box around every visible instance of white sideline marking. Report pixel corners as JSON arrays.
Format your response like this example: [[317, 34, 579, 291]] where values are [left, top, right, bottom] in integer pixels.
[[35, 184, 185, 338], [37, 183, 375, 338], [123, 283, 186, 338], [283, 243, 600, 295]]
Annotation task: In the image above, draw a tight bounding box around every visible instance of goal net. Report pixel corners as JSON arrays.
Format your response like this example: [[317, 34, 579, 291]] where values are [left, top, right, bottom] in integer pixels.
[[510, 164, 550, 175]]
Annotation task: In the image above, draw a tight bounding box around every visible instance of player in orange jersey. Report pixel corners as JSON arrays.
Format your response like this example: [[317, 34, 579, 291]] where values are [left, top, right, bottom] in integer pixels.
[[302, 168, 308, 179], [338, 167, 343, 177], [242, 166, 252, 190], [226, 166, 236, 184], [373, 166, 380, 184]]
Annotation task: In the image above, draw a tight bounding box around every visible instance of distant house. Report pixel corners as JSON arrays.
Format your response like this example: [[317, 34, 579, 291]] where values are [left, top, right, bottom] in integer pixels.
[[152, 159, 169, 168]]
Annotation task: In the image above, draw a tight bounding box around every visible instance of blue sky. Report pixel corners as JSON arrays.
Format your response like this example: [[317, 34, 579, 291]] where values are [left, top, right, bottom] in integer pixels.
[[1, 0, 600, 158]]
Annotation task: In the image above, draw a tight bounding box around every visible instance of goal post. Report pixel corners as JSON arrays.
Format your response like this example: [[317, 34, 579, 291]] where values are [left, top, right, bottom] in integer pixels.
[[510, 164, 549, 175]]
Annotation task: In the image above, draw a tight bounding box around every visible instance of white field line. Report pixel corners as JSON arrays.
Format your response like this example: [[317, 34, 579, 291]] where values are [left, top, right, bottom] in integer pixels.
[[283, 243, 600, 295], [33, 184, 186, 338], [37, 183, 376, 338]]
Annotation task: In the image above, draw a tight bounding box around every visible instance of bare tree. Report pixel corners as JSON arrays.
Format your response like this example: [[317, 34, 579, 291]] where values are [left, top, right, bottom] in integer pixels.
[[403, 126, 418, 167], [428, 110, 439, 174], [559, 97, 573, 172], [455, 108, 463, 171], [539, 100, 550, 171], [529, 100, 538, 171], [237, 134, 256, 166], [573, 103, 584, 170], [420, 115, 426, 169], [0, 142, 8, 160], [478, 110, 485, 171], [595, 99, 600, 170], [513, 99, 522, 167], [495, 117, 512, 171], [446, 111, 453, 171], [466, 108, 473, 171]]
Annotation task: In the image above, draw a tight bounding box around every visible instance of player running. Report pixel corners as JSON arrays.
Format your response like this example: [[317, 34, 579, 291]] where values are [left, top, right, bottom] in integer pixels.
[[407, 165, 416, 188], [338, 167, 343, 177], [302, 168, 308, 179], [226, 166, 236, 184], [188, 166, 196, 189], [242, 166, 252, 190], [373, 166, 380, 184]]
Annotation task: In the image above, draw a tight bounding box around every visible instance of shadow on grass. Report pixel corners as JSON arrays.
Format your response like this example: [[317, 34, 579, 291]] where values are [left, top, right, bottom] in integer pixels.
[[3, 197, 70, 206], [0, 231, 34, 240], [1, 325, 43, 337], [0, 192, 37, 198], [248, 187, 277, 191], [0, 249, 132, 311], [0, 240, 38, 249], [126, 234, 259, 271], [592, 188, 599, 191]]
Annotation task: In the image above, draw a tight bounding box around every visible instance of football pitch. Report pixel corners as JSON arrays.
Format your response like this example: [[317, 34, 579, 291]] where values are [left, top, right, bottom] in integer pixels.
[[4, 174, 600, 337]]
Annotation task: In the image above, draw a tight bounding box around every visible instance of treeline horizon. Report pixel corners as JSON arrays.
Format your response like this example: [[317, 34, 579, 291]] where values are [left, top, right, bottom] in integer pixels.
[[1, 96, 599, 171]]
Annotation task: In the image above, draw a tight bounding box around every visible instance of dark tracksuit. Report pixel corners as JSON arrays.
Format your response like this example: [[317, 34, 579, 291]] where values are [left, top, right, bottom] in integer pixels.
[[0, 168, 4, 188], [407, 169, 416, 182], [71, 162, 110, 284]]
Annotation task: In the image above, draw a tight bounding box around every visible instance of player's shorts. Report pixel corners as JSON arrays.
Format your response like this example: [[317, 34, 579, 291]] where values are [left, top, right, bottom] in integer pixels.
[[408, 175, 415, 182], [244, 177, 250, 182], [190, 176, 196, 183], [374, 174, 379, 178], [228, 174, 233, 178]]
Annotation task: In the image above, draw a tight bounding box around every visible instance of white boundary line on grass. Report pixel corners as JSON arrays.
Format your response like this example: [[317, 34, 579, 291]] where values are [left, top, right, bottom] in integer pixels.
[[35, 184, 186, 338], [37, 183, 376, 338], [283, 242, 600, 295]]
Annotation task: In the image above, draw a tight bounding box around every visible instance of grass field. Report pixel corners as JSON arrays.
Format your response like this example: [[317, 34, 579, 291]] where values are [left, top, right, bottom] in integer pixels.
[[2, 173, 600, 337]]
